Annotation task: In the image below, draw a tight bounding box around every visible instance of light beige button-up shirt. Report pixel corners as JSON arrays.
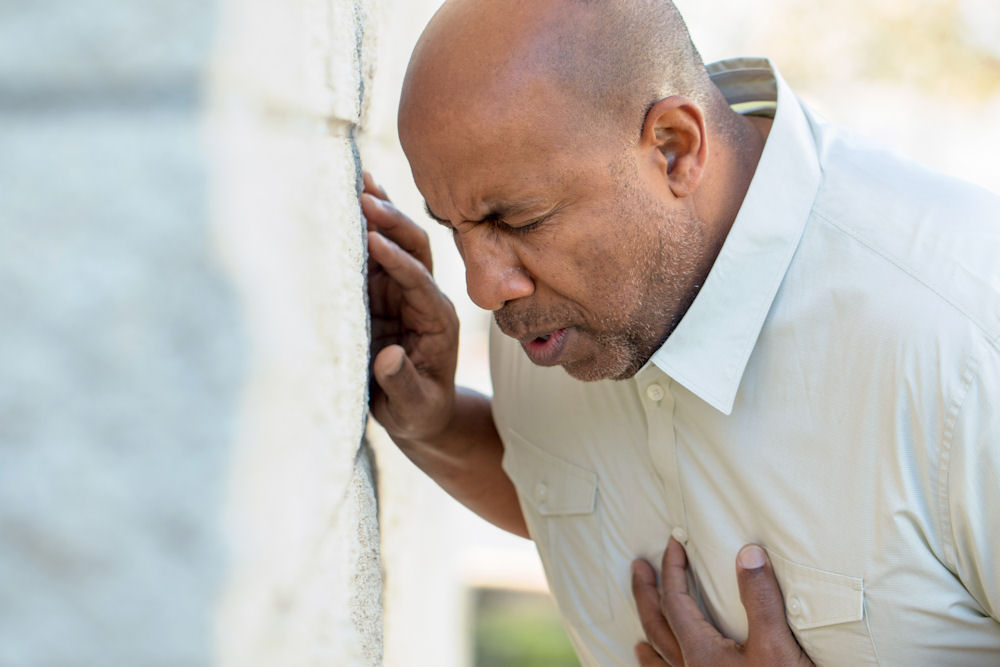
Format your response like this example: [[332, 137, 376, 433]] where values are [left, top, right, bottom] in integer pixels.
[[491, 58, 1000, 666]]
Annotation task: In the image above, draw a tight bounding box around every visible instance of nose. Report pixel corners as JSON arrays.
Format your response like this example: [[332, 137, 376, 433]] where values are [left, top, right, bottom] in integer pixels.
[[458, 231, 534, 311]]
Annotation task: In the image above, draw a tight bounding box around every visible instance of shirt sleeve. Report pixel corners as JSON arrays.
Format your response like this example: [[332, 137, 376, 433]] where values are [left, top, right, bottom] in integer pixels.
[[945, 343, 1000, 622]]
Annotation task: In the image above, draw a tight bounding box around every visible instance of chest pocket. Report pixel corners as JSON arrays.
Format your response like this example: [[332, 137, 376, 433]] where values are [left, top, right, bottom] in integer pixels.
[[768, 551, 880, 665], [501, 428, 613, 627]]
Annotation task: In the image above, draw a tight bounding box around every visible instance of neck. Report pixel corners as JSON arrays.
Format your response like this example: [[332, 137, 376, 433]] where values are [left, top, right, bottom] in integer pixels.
[[697, 109, 772, 249]]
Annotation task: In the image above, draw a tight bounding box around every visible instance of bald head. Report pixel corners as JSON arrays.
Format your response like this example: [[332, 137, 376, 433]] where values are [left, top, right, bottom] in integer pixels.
[[400, 0, 720, 148]]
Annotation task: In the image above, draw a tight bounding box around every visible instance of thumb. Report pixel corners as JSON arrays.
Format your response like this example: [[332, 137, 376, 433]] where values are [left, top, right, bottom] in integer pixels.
[[736, 545, 795, 646], [372, 345, 423, 404]]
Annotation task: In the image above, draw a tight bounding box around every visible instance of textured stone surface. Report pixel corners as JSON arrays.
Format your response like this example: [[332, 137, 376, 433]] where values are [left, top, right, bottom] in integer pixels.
[[210, 0, 382, 664], [211, 0, 376, 122]]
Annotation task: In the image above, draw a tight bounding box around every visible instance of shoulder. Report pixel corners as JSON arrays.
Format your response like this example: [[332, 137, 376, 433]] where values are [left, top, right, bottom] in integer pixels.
[[802, 111, 1000, 344]]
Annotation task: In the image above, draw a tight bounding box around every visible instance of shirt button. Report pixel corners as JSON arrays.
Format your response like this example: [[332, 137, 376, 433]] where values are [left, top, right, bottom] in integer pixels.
[[646, 383, 665, 402], [787, 595, 802, 617], [670, 526, 688, 544], [534, 482, 548, 502]]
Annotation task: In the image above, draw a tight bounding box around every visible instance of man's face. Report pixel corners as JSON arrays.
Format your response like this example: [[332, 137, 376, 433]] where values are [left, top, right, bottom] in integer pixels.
[[402, 100, 713, 382]]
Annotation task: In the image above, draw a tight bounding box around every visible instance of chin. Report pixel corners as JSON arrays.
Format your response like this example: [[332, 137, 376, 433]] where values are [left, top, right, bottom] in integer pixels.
[[561, 353, 645, 383]]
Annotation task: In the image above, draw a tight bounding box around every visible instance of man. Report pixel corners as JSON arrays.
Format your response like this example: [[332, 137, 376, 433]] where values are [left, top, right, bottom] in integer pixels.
[[364, 0, 1000, 664]]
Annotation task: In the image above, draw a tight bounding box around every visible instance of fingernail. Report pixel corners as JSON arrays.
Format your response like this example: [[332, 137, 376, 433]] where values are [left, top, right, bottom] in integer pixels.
[[738, 544, 766, 570]]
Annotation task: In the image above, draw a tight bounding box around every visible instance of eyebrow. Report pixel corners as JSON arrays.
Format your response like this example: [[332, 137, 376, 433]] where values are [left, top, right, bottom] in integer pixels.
[[423, 199, 546, 226]]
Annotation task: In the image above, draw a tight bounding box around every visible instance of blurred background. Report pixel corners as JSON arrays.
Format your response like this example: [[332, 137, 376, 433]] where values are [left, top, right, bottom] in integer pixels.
[[0, 0, 997, 665]]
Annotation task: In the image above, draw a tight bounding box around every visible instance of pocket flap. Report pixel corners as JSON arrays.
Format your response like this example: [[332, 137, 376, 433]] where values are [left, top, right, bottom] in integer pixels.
[[768, 552, 865, 631], [501, 428, 597, 516]]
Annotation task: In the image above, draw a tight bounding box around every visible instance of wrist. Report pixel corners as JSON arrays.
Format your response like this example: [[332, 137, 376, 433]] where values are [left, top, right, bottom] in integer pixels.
[[394, 386, 487, 461]]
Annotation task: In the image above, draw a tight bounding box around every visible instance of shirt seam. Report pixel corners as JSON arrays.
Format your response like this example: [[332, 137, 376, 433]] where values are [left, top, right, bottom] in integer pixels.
[[812, 209, 999, 343], [862, 597, 884, 666], [937, 352, 979, 574]]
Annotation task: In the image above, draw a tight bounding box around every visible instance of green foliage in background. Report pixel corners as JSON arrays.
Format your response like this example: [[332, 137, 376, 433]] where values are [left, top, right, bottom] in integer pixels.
[[474, 589, 580, 667]]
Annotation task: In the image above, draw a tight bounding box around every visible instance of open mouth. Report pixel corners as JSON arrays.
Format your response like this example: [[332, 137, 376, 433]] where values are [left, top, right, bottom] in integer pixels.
[[522, 327, 570, 366]]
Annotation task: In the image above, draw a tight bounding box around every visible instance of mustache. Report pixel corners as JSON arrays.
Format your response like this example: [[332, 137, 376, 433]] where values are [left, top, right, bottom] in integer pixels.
[[494, 301, 581, 339]]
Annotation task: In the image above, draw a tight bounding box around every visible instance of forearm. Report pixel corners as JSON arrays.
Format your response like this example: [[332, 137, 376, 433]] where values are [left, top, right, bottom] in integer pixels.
[[391, 387, 529, 538]]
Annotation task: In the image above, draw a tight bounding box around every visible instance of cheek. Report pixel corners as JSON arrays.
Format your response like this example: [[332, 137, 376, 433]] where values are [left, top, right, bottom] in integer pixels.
[[530, 237, 636, 309], [573, 227, 642, 290]]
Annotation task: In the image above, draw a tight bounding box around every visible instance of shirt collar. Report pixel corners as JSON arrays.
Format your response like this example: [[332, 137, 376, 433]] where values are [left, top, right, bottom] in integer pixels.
[[646, 58, 821, 415]]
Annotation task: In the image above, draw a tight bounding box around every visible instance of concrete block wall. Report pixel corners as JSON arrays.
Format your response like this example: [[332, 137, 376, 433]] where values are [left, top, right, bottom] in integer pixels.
[[0, 0, 383, 664], [210, 0, 381, 664]]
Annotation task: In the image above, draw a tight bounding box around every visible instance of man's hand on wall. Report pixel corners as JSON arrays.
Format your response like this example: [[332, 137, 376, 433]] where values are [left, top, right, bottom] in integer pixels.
[[631, 538, 814, 667], [362, 171, 460, 443]]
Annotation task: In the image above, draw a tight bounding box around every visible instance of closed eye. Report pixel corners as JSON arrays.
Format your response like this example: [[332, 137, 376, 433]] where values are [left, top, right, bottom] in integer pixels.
[[424, 202, 451, 226], [491, 214, 549, 236], [423, 199, 556, 236]]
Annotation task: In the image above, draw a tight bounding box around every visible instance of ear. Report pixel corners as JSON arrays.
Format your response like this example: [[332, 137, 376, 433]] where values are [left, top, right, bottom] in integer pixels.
[[640, 96, 707, 199]]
